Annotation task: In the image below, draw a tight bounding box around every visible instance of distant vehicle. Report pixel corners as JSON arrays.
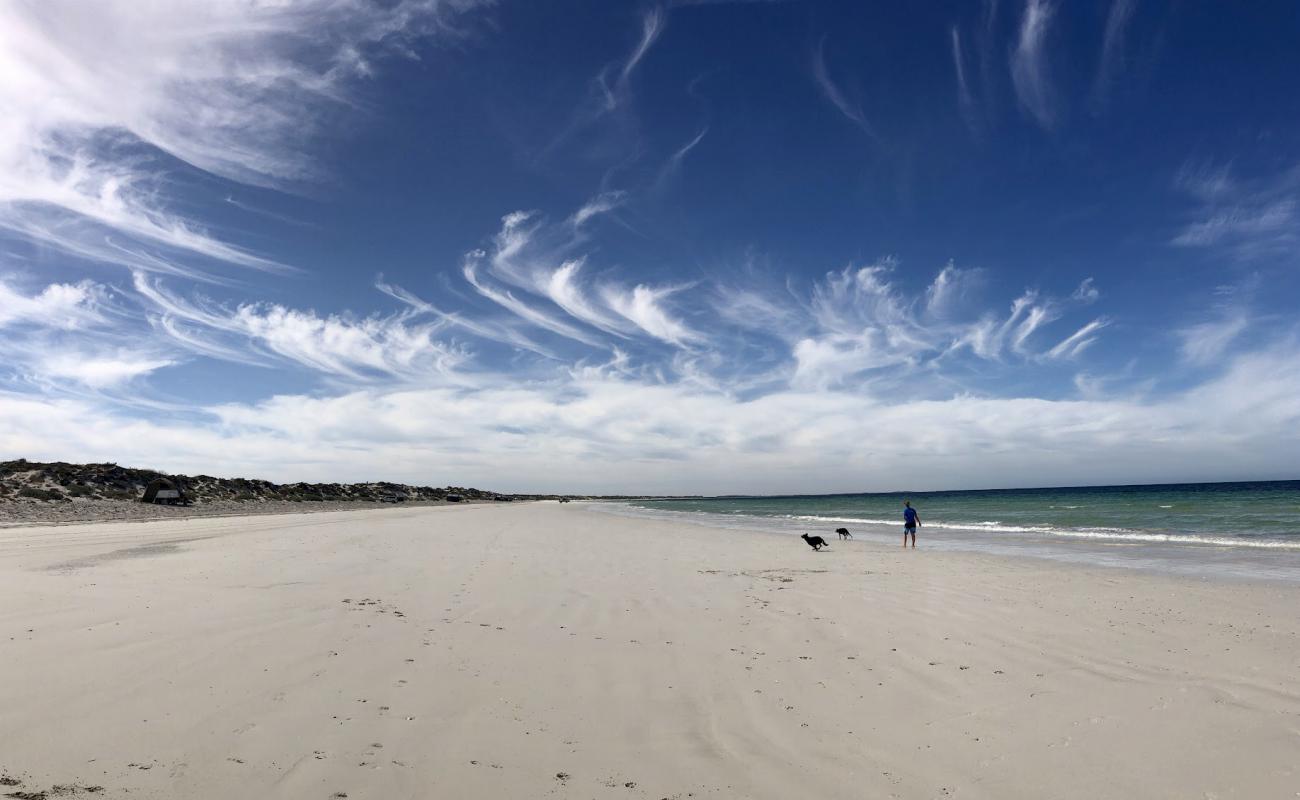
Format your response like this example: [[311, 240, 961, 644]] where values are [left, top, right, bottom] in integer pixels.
[[558, 497, 571, 503], [141, 477, 189, 506], [492, 495, 512, 502], [445, 494, 463, 502], [378, 494, 405, 503]]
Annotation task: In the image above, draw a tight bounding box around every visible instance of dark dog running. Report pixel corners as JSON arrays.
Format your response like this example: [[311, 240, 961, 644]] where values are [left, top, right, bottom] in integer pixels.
[[801, 533, 829, 551], [836, 527, 852, 540]]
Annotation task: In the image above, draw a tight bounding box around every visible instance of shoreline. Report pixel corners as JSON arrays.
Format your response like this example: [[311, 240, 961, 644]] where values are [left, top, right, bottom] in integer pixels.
[[591, 500, 1300, 586]]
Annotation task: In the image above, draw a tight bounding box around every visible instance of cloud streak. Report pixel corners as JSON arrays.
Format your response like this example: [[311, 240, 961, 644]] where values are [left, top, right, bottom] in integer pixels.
[[812, 37, 876, 138], [596, 7, 666, 112], [1172, 160, 1300, 260], [950, 27, 979, 132], [1010, 0, 1057, 128], [1092, 0, 1135, 108]]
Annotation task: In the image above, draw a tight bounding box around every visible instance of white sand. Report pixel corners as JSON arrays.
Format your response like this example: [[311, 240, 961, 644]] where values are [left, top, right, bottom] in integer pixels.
[[0, 502, 1296, 799]]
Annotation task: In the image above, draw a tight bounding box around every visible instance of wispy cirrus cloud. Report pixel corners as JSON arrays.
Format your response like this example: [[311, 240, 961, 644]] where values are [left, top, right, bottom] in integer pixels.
[[0, 0, 488, 280], [950, 27, 978, 132], [0, 275, 174, 392], [602, 283, 700, 346], [1045, 318, 1108, 361], [458, 202, 700, 352], [598, 7, 666, 112], [811, 36, 876, 139], [955, 289, 1057, 360], [570, 191, 628, 229], [7, 204, 1296, 493], [1092, 0, 1135, 108], [925, 263, 986, 320], [1010, 0, 1057, 128], [655, 125, 710, 189], [1178, 315, 1248, 366], [1173, 200, 1296, 249], [9, 186, 1117, 404], [1072, 277, 1100, 304], [463, 258, 607, 349], [544, 260, 634, 338], [1172, 160, 1300, 261], [134, 272, 469, 383]]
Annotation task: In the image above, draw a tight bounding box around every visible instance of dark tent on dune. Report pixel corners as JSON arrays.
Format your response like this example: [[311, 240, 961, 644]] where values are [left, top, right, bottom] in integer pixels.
[[141, 477, 188, 505]]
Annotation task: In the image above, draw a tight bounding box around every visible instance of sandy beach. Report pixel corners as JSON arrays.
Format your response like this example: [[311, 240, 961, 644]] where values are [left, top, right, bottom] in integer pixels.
[[0, 502, 1296, 799]]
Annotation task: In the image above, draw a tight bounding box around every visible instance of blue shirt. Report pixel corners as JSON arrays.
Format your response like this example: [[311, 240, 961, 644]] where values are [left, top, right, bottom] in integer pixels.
[[903, 507, 918, 525]]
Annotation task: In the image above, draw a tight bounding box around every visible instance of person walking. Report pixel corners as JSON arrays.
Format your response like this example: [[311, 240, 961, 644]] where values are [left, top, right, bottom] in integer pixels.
[[902, 500, 920, 547]]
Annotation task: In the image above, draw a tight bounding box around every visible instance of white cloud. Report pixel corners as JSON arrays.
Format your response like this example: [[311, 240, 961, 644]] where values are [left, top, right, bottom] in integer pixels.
[[954, 289, 1059, 360], [1092, 0, 1135, 107], [655, 126, 709, 188], [602, 284, 699, 346], [621, 9, 667, 90], [597, 7, 666, 111], [545, 260, 633, 337], [3, 340, 1298, 493], [1179, 316, 1248, 366], [0, 0, 485, 278], [0, 277, 106, 329], [1071, 277, 1100, 304], [134, 272, 470, 382], [1171, 160, 1300, 260], [811, 37, 876, 138], [39, 350, 174, 389], [1046, 318, 1108, 361], [925, 263, 984, 319], [0, 276, 174, 392], [1172, 199, 1297, 248], [1011, 300, 1057, 353], [950, 26, 978, 131], [375, 277, 558, 358], [463, 259, 607, 348], [1010, 0, 1056, 128], [0, 238, 1279, 495], [570, 192, 627, 228], [1175, 159, 1236, 202], [233, 304, 466, 382]]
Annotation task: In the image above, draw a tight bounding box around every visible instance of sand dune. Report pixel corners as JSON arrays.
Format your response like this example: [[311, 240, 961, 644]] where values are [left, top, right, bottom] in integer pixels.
[[0, 502, 1296, 799]]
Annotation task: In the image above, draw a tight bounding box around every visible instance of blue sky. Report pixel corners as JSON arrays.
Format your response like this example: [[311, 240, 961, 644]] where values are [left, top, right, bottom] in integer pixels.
[[1, 0, 1298, 493]]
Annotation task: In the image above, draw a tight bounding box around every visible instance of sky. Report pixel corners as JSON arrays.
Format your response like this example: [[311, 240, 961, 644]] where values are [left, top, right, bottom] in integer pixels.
[[1, 0, 1298, 494]]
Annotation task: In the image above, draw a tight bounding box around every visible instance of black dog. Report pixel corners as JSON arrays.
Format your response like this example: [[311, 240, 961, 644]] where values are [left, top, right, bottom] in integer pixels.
[[801, 533, 829, 551], [836, 527, 852, 540]]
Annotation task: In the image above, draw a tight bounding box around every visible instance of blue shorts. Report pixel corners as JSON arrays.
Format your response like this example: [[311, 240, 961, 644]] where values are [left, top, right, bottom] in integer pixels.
[[904, 524, 916, 532]]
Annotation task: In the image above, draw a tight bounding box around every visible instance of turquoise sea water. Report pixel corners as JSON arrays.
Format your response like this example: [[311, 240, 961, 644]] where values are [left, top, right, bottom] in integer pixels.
[[611, 481, 1300, 582]]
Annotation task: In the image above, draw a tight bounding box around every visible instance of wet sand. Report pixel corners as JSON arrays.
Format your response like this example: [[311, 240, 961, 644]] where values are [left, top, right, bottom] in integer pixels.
[[0, 502, 1296, 799]]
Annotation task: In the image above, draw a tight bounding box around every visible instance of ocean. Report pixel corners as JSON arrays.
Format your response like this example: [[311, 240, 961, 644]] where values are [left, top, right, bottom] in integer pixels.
[[597, 480, 1300, 583]]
